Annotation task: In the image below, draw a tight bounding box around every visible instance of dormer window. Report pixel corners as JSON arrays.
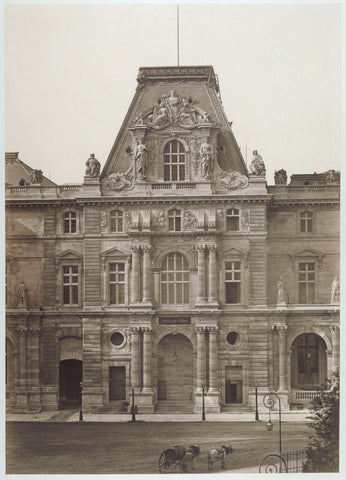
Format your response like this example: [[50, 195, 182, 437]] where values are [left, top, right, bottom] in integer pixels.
[[226, 208, 240, 231], [110, 210, 124, 232], [64, 212, 77, 234], [164, 140, 186, 181], [168, 209, 182, 232]]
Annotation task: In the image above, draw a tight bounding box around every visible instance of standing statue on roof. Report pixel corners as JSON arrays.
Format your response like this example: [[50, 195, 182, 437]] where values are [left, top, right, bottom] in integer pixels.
[[85, 154, 101, 177], [249, 150, 266, 176]]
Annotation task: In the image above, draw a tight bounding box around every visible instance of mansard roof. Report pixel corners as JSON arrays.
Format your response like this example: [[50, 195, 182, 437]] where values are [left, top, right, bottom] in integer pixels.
[[101, 66, 247, 178], [5, 152, 56, 187]]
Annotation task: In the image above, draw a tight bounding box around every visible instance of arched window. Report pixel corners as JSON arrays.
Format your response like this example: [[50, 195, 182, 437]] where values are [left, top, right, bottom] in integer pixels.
[[168, 209, 182, 232], [64, 211, 77, 234], [161, 253, 189, 304], [226, 208, 240, 231], [300, 211, 313, 233], [110, 210, 124, 232], [164, 140, 186, 181]]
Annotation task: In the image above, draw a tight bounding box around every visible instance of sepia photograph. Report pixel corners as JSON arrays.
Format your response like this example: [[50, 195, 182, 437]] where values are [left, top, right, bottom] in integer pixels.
[[3, 0, 342, 477]]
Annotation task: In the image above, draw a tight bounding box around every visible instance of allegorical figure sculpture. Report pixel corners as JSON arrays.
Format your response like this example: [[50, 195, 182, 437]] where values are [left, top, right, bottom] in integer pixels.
[[85, 154, 101, 177], [200, 140, 212, 178], [274, 169, 287, 185], [18, 282, 27, 307], [330, 276, 340, 304], [30, 169, 43, 184], [277, 276, 285, 303], [325, 169, 337, 184], [134, 138, 148, 180], [249, 150, 266, 176]]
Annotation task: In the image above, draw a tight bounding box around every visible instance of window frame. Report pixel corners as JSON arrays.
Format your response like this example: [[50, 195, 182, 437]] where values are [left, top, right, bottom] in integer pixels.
[[62, 265, 80, 305], [101, 248, 130, 307], [168, 209, 182, 232], [110, 209, 124, 233], [56, 253, 83, 308], [298, 261, 316, 304], [224, 260, 242, 304], [161, 252, 190, 305], [299, 211, 313, 234], [59, 208, 81, 236], [108, 261, 126, 305], [226, 208, 240, 232]]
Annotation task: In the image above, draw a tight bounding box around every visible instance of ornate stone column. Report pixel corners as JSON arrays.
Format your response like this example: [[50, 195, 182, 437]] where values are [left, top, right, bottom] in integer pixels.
[[208, 326, 218, 392], [28, 327, 41, 409], [196, 245, 206, 303], [16, 326, 28, 408], [142, 327, 152, 392], [208, 245, 218, 304], [276, 325, 288, 392], [130, 245, 141, 303], [130, 327, 140, 389], [142, 245, 152, 304], [196, 327, 206, 392], [330, 326, 340, 374]]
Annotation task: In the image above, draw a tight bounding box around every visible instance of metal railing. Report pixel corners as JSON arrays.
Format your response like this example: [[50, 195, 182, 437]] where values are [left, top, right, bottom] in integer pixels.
[[282, 449, 307, 473]]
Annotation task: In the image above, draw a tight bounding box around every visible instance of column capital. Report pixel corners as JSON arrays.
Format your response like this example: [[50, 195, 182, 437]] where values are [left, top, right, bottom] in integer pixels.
[[207, 244, 217, 252], [129, 326, 140, 335], [330, 325, 340, 335], [142, 244, 152, 253], [195, 244, 206, 252], [196, 326, 206, 334], [16, 326, 28, 336], [273, 324, 287, 334], [142, 326, 152, 335], [30, 327, 41, 336], [207, 326, 218, 334], [131, 244, 141, 253]]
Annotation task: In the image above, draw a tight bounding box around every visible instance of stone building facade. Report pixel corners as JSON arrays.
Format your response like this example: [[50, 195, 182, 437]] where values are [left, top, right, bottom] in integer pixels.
[[5, 66, 340, 413]]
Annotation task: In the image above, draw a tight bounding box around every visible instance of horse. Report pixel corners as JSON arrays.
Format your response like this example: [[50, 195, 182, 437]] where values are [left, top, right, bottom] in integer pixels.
[[207, 445, 233, 471], [180, 445, 200, 473]]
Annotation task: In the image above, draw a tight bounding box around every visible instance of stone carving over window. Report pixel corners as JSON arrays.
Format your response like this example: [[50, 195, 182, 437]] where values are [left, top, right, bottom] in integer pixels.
[[215, 171, 249, 191], [133, 91, 212, 131], [184, 210, 197, 228]]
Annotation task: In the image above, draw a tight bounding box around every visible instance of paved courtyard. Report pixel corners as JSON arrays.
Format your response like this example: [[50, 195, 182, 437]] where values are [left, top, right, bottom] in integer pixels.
[[6, 420, 310, 474]]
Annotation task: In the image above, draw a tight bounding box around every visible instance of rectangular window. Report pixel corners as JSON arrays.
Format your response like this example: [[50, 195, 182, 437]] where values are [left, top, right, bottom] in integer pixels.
[[298, 262, 315, 303], [109, 262, 125, 304], [225, 261, 241, 304], [64, 212, 77, 234], [300, 212, 313, 233], [63, 265, 79, 305]]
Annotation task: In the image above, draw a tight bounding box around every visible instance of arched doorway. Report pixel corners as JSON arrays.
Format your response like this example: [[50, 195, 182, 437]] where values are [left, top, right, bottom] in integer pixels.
[[291, 333, 327, 389], [59, 359, 82, 408], [157, 334, 193, 404]]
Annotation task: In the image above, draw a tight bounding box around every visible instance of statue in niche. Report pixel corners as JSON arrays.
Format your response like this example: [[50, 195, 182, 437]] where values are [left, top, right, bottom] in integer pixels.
[[200, 140, 212, 178], [134, 138, 148, 180], [277, 276, 285, 303], [274, 169, 287, 185], [330, 276, 340, 304], [30, 169, 43, 184], [249, 150, 266, 176], [18, 282, 27, 307], [85, 154, 101, 177]]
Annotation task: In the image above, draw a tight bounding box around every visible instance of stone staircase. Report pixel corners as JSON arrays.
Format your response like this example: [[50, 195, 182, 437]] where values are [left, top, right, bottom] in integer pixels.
[[155, 400, 195, 414], [221, 404, 253, 413]]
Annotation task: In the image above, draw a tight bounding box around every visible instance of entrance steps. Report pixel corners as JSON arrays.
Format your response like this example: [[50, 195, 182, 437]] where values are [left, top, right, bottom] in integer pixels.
[[155, 400, 195, 414], [91, 401, 128, 414], [221, 404, 253, 413]]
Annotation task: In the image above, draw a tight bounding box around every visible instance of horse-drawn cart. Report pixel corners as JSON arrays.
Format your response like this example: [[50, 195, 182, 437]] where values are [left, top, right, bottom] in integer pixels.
[[158, 445, 200, 473]]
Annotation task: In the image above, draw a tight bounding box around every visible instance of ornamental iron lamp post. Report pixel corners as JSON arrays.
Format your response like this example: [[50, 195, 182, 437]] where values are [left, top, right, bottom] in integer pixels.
[[255, 380, 259, 421], [79, 381, 83, 421], [263, 392, 282, 452], [131, 388, 136, 422]]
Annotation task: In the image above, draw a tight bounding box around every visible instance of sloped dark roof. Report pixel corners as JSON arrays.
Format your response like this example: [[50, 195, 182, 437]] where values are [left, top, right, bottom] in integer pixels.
[[5, 152, 57, 187]]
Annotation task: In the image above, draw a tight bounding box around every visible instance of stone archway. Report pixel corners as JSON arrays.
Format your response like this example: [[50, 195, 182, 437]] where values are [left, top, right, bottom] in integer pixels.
[[291, 333, 327, 390], [157, 334, 194, 403]]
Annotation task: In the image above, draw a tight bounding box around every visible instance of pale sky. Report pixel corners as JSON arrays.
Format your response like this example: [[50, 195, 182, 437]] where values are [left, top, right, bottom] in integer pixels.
[[5, 2, 341, 185]]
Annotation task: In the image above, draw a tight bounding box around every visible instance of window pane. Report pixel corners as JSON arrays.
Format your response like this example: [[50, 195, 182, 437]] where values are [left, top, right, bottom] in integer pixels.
[[72, 286, 78, 304], [307, 284, 315, 303], [118, 284, 125, 304], [110, 284, 116, 304], [299, 284, 307, 303], [183, 284, 189, 303], [226, 283, 240, 304], [179, 165, 185, 180], [227, 217, 239, 231], [172, 165, 177, 181], [63, 286, 70, 304], [72, 266, 78, 274], [168, 284, 174, 303], [308, 264, 314, 271], [176, 284, 182, 303], [175, 217, 181, 231], [234, 262, 241, 270], [168, 256, 174, 270]]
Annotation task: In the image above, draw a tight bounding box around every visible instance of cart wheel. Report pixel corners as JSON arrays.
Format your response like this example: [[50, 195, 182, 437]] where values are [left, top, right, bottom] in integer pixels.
[[158, 452, 170, 473]]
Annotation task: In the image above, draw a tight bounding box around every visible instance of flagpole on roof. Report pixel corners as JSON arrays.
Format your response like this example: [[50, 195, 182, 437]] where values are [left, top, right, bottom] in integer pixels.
[[177, 4, 180, 67]]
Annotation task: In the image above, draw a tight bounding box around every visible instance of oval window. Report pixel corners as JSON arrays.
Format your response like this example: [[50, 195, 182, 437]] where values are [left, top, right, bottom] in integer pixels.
[[111, 332, 125, 346], [227, 331, 239, 346]]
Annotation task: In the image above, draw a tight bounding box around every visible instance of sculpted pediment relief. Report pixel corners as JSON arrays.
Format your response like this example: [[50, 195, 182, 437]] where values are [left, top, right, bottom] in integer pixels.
[[57, 250, 82, 260], [222, 246, 249, 256], [101, 246, 128, 257], [133, 91, 213, 131]]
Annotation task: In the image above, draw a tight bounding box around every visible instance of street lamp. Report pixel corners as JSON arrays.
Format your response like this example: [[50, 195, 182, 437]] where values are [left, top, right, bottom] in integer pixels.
[[263, 392, 282, 453], [79, 381, 83, 421], [201, 384, 206, 421], [131, 388, 136, 422], [255, 380, 259, 421]]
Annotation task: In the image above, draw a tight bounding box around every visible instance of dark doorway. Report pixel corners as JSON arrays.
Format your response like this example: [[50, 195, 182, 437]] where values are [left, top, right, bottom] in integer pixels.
[[59, 359, 82, 408], [225, 380, 243, 404], [109, 366, 126, 401], [157, 380, 167, 400]]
